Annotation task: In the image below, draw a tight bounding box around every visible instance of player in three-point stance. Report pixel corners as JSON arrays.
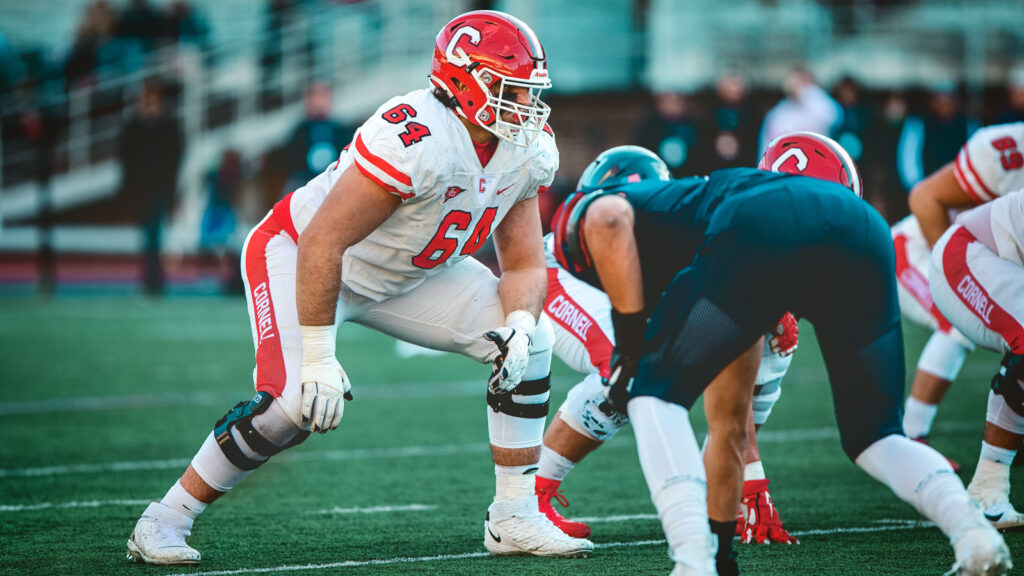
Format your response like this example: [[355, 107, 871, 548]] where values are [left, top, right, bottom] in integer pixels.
[[931, 188, 1024, 534], [126, 10, 593, 565], [534, 144, 800, 548], [898, 122, 1024, 530], [549, 135, 1011, 575]]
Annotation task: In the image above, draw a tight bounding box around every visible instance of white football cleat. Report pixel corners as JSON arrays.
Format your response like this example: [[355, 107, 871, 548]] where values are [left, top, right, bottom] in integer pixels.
[[968, 477, 1024, 531], [484, 496, 593, 558], [947, 525, 1013, 576], [126, 503, 201, 565], [978, 501, 1024, 531]]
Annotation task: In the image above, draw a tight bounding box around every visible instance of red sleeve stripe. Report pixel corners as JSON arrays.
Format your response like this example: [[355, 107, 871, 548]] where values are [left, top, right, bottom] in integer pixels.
[[354, 133, 412, 187], [355, 160, 415, 200], [955, 145, 996, 204], [271, 192, 300, 243], [542, 123, 554, 137]]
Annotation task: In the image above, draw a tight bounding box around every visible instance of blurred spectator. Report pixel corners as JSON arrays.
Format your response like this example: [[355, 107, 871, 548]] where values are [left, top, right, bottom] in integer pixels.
[[64, 1, 117, 89], [759, 66, 842, 153], [281, 82, 354, 194], [701, 72, 760, 172], [116, 0, 167, 51], [200, 149, 243, 293], [832, 75, 870, 165], [995, 65, 1024, 124], [117, 78, 183, 295], [896, 83, 974, 193], [864, 90, 911, 221], [635, 91, 701, 177], [166, 1, 210, 48]]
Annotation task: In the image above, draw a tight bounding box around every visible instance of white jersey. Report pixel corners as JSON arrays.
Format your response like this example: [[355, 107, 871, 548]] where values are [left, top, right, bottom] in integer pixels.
[[953, 122, 1024, 204], [963, 190, 1024, 266], [274, 88, 558, 301]]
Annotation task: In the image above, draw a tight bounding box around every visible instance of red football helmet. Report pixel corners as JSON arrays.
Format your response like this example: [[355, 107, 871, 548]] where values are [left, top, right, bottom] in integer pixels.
[[758, 131, 863, 197], [430, 10, 551, 147]]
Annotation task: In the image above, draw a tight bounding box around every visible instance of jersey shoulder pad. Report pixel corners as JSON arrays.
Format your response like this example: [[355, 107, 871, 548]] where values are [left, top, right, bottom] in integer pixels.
[[350, 90, 443, 201], [527, 126, 559, 188], [955, 122, 1024, 204]]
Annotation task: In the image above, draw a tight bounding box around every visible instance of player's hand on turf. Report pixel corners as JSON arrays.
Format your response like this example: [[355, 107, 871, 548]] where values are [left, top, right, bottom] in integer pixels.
[[484, 311, 536, 394], [300, 359, 352, 433], [739, 479, 799, 545], [769, 311, 799, 357]]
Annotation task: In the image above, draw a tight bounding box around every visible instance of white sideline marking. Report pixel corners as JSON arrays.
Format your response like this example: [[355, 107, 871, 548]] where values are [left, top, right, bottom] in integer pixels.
[[310, 504, 437, 515], [163, 520, 933, 576], [0, 499, 151, 512], [0, 415, 982, 479]]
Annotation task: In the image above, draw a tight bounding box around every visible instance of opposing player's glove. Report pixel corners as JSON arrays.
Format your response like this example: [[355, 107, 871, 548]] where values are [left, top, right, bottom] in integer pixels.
[[768, 312, 799, 357], [738, 479, 798, 545], [485, 310, 536, 394], [599, 309, 646, 416], [299, 325, 353, 434]]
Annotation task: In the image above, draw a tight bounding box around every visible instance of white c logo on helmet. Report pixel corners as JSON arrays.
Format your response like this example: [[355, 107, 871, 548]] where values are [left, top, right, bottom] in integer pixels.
[[771, 148, 809, 173], [445, 26, 481, 68]]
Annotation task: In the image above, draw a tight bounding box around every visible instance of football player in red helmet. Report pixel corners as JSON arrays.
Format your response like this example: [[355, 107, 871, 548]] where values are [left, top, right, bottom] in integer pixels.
[[126, 10, 594, 567], [758, 131, 863, 197], [430, 11, 551, 147]]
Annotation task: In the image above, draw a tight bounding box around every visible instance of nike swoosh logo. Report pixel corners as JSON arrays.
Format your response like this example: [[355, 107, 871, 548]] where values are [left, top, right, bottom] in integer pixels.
[[984, 512, 1004, 522], [486, 512, 501, 542], [496, 185, 514, 195]]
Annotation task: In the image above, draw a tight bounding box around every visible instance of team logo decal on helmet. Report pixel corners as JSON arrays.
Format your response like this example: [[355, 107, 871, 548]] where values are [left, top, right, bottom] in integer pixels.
[[758, 131, 863, 197], [576, 145, 672, 190], [430, 10, 551, 147]]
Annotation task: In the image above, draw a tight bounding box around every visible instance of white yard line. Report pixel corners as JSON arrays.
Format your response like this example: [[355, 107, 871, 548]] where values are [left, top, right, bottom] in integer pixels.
[[163, 520, 933, 576], [0, 499, 151, 512], [0, 416, 982, 479], [309, 504, 438, 515]]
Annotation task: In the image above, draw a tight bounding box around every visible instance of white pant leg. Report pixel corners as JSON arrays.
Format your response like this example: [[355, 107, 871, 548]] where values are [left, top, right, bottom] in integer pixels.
[[893, 216, 974, 348], [931, 224, 1024, 355], [240, 213, 305, 426], [544, 265, 615, 377]]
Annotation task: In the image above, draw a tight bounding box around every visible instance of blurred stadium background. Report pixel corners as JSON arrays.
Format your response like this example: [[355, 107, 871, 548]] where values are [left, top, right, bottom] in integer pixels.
[[2, 3, 1024, 575], [0, 0, 1023, 294]]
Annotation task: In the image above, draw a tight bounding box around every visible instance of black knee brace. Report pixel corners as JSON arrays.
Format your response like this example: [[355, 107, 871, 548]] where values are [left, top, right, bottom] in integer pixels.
[[214, 391, 309, 470], [993, 353, 1024, 417], [486, 375, 550, 419]]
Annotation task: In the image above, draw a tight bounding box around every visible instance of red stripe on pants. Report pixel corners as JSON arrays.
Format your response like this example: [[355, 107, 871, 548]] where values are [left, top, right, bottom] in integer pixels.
[[545, 267, 614, 378], [893, 233, 953, 333], [942, 227, 1024, 354], [246, 217, 289, 397]]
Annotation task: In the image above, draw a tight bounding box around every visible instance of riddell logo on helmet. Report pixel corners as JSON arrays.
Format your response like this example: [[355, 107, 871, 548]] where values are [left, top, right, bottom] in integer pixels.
[[443, 186, 466, 202]]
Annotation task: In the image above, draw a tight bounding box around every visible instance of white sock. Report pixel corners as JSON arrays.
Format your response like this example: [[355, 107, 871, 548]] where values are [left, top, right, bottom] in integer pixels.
[[160, 481, 208, 521], [968, 457, 1012, 508], [142, 501, 194, 532], [495, 465, 536, 501], [903, 397, 938, 439], [537, 445, 576, 482], [978, 442, 1017, 466], [628, 396, 711, 565], [855, 434, 982, 540], [744, 460, 766, 482]]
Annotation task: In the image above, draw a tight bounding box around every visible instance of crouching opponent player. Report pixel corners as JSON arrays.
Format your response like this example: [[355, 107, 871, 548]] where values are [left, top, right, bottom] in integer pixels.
[[536, 145, 799, 546], [549, 135, 1012, 575], [931, 189, 1024, 532]]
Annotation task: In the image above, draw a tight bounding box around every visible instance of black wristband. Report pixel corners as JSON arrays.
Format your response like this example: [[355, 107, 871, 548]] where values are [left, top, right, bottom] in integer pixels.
[[611, 309, 646, 358]]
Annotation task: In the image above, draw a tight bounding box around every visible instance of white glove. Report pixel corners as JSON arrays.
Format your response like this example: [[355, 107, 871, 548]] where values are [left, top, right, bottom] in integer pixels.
[[484, 310, 536, 393], [299, 325, 352, 433]]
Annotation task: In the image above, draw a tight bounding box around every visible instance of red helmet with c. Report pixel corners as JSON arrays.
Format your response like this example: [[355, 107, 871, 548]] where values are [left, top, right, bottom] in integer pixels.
[[430, 10, 551, 147], [758, 131, 863, 197]]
